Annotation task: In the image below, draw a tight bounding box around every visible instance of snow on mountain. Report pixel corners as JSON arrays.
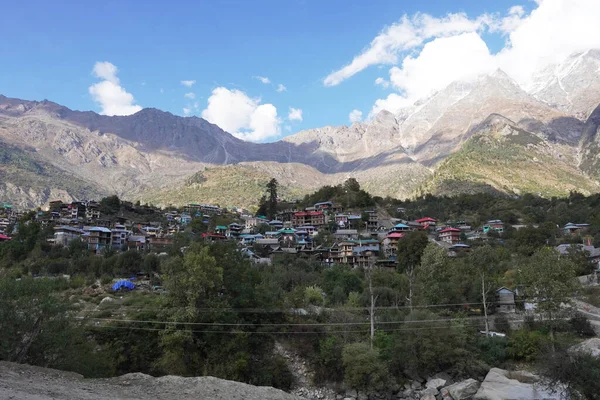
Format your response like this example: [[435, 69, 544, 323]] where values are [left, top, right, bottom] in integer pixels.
[[525, 49, 600, 119]]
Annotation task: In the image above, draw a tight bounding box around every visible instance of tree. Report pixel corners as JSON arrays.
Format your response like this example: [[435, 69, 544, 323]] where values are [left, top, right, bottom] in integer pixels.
[[266, 178, 278, 220], [415, 243, 450, 306], [540, 351, 600, 399], [468, 245, 500, 334], [518, 247, 578, 350], [342, 342, 390, 396], [343, 178, 361, 193], [396, 231, 429, 310]]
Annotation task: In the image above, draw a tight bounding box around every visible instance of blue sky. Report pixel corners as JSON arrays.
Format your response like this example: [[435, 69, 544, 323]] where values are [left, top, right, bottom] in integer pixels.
[[1, 0, 597, 142]]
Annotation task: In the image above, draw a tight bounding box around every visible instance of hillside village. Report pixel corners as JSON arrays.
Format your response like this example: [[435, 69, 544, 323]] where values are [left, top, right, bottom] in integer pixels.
[[2, 192, 599, 274]]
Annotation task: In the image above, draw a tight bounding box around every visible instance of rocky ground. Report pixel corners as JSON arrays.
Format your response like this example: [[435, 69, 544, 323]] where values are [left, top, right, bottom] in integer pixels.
[[0, 361, 302, 400]]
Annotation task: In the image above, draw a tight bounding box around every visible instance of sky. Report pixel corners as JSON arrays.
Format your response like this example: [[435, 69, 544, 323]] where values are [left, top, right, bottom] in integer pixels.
[[1, 0, 600, 142]]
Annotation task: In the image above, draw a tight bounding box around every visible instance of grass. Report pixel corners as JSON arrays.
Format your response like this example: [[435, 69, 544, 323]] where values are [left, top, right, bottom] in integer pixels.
[[138, 164, 308, 210], [417, 129, 600, 198]]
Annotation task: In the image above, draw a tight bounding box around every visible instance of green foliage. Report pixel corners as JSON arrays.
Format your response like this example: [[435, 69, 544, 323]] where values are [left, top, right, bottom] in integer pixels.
[[0, 277, 114, 377], [314, 336, 344, 383], [507, 330, 548, 361], [342, 342, 390, 395], [304, 285, 325, 306], [518, 247, 578, 319], [396, 230, 429, 273], [300, 179, 375, 209], [540, 351, 600, 400]]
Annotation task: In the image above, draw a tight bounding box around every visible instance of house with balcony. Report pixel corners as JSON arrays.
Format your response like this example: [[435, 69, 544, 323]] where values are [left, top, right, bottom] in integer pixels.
[[269, 220, 284, 230], [415, 217, 437, 229], [292, 211, 326, 227], [83, 227, 112, 253], [53, 226, 83, 246], [483, 220, 504, 234], [383, 232, 404, 257], [334, 229, 359, 240], [229, 223, 244, 237], [364, 210, 379, 231], [439, 227, 461, 245], [111, 224, 132, 249]]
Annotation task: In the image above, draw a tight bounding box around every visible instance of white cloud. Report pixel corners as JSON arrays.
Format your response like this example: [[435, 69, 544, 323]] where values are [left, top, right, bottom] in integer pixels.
[[183, 101, 200, 117], [181, 80, 196, 87], [369, 94, 411, 118], [374, 77, 390, 88], [276, 83, 287, 92], [497, 0, 600, 85], [327, 0, 600, 116], [201, 87, 281, 142], [255, 76, 271, 84], [349, 109, 363, 123], [388, 32, 495, 101], [324, 12, 491, 86], [285, 125, 292, 132], [288, 107, 303, 122], [184, 92, 196, 99], [88, 61, 142, 116]]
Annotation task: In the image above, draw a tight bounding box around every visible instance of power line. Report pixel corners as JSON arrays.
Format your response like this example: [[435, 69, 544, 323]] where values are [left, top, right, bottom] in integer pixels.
[[74, 315, 490, 327], [86, 321, 487, 335]]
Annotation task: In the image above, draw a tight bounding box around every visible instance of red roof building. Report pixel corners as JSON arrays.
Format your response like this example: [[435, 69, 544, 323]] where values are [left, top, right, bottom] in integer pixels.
[[415, 217, 437, 228], [439, 227, 461, 244], [0, 233, 11, 242]]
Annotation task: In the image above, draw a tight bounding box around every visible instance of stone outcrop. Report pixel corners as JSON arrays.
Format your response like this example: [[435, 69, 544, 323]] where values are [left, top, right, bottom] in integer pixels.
[[441, 379, 481, 400], [474, 368, 562, 400]]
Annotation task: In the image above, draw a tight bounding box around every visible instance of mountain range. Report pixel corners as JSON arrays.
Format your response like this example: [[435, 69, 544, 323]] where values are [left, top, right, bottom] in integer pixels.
[[1, 50, 600, 209]]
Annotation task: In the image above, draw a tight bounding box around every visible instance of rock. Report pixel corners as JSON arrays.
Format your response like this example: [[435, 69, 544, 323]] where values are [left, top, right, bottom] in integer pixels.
[[421, 395, 436, 400], [432, 373, 453, 386], [443, 379, 480, 400], [507, 370, 539, 384], [474, 368, 562, 400], [426, 378, 446, 391], [421, 387, 439, 397], [569, 337, 600, 357], [100, 297, 114, 304], [411, 381, 423, 390]]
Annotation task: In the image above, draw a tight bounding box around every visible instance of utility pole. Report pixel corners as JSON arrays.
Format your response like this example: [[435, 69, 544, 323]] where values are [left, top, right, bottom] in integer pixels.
[[481, 272, 490, 335], [367, 256, 379, 348]]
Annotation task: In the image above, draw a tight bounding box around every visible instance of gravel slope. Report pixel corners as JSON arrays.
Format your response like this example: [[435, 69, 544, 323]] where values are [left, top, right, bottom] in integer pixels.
[[0, 361, 302, 400]]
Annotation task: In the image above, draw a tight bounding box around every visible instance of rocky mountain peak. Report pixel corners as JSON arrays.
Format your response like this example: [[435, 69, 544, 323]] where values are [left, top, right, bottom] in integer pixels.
[[526, 49, 600, 118]]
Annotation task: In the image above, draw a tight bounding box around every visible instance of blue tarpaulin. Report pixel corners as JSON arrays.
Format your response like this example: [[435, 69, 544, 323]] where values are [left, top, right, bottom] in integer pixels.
[[112, 280, 135, 291]]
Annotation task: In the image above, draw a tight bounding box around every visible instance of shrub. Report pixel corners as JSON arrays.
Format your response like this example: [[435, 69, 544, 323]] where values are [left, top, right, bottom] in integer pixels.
[[507, 330, 547, 361]]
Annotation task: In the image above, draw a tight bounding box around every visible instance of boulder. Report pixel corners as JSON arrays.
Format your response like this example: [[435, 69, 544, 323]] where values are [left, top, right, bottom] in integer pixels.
[[100, 296, 114, 304], [421, 395, 436, 400], [474, 368, 561, 400], [421, 388, 439, 397], [411, 381, 423, 390], [426, 378, 447, 391], [433, 373, 453, 386], [569, 337, 600, 357], [442, 379, 480, 400]]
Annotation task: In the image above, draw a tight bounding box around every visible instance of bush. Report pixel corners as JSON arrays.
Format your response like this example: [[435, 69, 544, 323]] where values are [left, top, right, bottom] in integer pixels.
[[507, 330, 548, 361], [304, 285, 324, 306], [569, 313, 596, 337], [342, 342, 390, 395]]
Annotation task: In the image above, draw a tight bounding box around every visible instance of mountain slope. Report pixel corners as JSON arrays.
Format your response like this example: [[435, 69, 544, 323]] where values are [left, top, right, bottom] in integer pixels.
[[527, 50, 600, 119], [418, 115, 600, 197], [0, 141, 105, 207], [1, 49, 600, 208]]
